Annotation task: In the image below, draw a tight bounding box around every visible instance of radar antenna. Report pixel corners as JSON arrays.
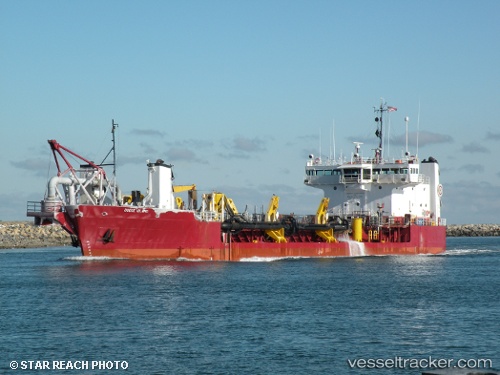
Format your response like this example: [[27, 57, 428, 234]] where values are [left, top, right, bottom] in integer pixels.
[[353, 142, 363, 161], [373, 99, 397, 160]]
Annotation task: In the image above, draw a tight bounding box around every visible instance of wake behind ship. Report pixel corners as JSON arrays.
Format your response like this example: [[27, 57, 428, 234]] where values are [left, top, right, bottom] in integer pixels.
[[27, 104, 446, 260]]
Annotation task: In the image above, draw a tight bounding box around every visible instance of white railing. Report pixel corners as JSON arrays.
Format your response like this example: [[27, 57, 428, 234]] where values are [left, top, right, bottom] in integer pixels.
[[307, 155, 418, 167]]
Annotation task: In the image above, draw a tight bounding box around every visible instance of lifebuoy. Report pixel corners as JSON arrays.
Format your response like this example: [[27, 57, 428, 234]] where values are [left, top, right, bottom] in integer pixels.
[[437, 184, 443, 197]]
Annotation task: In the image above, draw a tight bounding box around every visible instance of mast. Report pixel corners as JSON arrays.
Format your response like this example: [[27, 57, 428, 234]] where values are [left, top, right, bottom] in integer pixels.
[[112, 119, 118, 179], [98, 119, 119, 204], [111, 119, 118, 204], [374, 100, 396, 161]]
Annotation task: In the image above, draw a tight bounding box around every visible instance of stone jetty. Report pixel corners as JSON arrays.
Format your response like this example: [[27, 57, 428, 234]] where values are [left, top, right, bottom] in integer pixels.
[[1, 221, 500, 249], [0, 221, 71, 249], [446, 223, 500, 237]]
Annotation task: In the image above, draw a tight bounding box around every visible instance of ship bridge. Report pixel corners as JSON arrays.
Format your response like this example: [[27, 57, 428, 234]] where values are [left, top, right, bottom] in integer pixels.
[[305, 157, 425, 187], [304, 138, 441, 225]]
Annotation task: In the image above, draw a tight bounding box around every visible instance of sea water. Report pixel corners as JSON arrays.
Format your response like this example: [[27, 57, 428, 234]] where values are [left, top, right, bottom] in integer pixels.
[[0, 237, 499, 374]]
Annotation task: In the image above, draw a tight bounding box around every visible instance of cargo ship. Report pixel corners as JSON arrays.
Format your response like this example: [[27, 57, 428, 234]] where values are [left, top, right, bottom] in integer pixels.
[[27, 104, 446, 260]]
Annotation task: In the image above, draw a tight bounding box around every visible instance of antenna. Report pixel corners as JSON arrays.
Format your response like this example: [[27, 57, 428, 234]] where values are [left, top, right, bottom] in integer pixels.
[[387, 111, 391, 157], [329, 126, 332, 161], [404, 116, 410, 156], [319, 128, 322, 162], [333, 119, 336, 162], [417, 100, 420, 158], [99, 119, 119, 204]]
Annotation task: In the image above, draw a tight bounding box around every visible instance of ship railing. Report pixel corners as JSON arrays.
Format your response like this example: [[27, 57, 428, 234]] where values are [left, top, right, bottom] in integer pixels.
[[220, 212, 319, 225], [386, 216, 407, 225], [26, 200, 65, 225], [307, 155, 421, 167], [26, 200, 65, 215], [351, 210, 370, 218], [380, 216, 441, 226], [221, 210, 447, 228], [413, 217, 429, 226], [340, 174, 424, 185], [380, 216, 445, 227], [336, 213, 446, 227], [412, 217, 444, 226], [250, 213, 315, 225], [26, 200, 43, 214], [199, 211, 218, 222], [307, 157, 347, 167]]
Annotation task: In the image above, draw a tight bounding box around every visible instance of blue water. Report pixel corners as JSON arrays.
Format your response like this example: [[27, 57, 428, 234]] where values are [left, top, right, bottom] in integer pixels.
[[1, 237, 499, 375]]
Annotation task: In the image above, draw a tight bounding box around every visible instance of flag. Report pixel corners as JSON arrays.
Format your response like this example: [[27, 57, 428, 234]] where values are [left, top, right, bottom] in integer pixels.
[[387, 106, 397, 112]]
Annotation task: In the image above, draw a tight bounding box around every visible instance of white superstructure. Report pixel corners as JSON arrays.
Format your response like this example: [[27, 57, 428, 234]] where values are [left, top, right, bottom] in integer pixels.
[[304, 103, 444, 226]]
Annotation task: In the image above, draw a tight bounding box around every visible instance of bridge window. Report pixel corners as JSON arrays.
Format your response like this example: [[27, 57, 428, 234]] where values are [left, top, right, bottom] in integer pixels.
[[343, 168, 359, 177], [317, 170, 332, 176]]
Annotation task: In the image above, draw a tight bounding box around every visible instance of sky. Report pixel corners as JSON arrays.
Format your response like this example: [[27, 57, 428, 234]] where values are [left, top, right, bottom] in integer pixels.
[[1, 0, 499, 225]]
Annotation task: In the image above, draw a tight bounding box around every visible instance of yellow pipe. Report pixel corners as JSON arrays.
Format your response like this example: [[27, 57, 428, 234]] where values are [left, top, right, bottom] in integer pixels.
[[352, 218, 363, 242]]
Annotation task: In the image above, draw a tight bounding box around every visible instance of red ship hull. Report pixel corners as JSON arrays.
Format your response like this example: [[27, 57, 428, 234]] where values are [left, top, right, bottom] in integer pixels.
[[57, 205, 446, 261]]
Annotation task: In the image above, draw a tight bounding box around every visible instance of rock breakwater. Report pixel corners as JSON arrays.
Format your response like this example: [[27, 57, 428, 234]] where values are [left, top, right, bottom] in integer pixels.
[[0, 222, 71, 249], [446, 224, 500, 237]]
